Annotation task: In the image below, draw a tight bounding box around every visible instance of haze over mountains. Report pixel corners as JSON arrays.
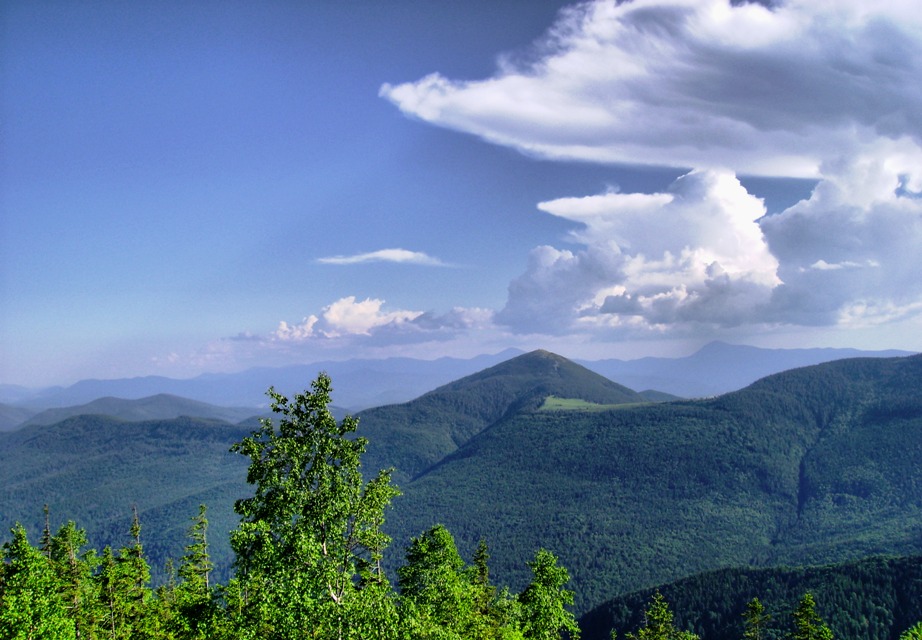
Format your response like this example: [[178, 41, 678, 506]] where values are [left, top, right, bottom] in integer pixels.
[[19, 394, 261, 429], [0, 343, 910, 428], [3, 347, 922, 627]]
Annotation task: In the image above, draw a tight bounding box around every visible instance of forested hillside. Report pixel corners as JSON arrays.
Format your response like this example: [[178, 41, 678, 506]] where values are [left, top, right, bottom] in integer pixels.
[[580, 555, 922, 640], [0, 375, 583, 639], [357, 349, 646, 484], [0, 415, 251, 582], [3, 350, 922, 624], [21, 394, 260, 428], [384, 352, 922, 612]]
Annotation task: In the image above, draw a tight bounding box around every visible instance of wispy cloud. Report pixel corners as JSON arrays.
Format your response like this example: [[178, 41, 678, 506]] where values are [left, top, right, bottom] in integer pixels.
[[317, 248, 448, 266]]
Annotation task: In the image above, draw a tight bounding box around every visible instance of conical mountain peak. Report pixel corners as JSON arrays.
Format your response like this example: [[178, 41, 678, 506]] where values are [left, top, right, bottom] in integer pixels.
[[358, 349, 644, 483], [436, 349, 642, 405]]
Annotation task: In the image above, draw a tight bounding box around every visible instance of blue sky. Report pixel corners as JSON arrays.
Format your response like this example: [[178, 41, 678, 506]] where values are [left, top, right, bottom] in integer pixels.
[[3, 0, 921, 388]]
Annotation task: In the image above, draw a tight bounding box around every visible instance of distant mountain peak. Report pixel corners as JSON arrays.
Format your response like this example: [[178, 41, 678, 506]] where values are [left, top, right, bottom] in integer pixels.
[[357, 349, 646, 484], [433, 349, 643, 406]]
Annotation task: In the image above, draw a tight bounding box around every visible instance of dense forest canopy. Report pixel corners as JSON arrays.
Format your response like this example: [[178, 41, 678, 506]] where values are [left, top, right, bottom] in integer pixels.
[[0, 374, 582, 638], [5, 354, 922, 637]]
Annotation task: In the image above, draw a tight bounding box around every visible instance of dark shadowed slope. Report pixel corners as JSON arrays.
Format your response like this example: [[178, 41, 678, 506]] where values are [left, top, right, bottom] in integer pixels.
[[580, 555, 922, 640]]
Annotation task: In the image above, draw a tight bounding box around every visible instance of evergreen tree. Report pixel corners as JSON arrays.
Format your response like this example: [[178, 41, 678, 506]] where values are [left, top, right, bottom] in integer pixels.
[[41, 504, 52, 558], [229, 374, 401, 638], [179, 504, 213, 592], [742, 597, 771, 640], [625, 591, 698, 640], [97, 511, 155, 639], [901, 622, 922, 640], [518, 549, 581, 640], [98, 546, 125, 638], [0, 523, 77, 640], [49, 520, 101, 639], [120, 507, 154, 635], [168, 504, 218, 638], [470, 538, 522, 636], [790, 593, 833, 640]]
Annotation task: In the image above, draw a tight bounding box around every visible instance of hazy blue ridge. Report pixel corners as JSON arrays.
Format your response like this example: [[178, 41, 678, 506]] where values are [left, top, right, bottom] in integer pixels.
[[5, 343, 913, 414], [20, 394, 261, 428]]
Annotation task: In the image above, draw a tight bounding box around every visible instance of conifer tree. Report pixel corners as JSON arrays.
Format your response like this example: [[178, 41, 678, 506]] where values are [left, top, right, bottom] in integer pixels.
[[179, 504, 213, 592], [790, 593, 833, 640], [120, 507, 153, 634], [97, 510, 155, 639], [98, 545, 124, 638], [742, 597, 771, 640], [49, 520, 101, 639], [625, 591, 697, 640], [41, 504, 52, 558], [173, 504, 217, 638], [0, 523, 77, 640]]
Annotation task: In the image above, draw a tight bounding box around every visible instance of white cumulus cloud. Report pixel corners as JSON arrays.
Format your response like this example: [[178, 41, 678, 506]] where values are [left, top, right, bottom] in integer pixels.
[[497, 169, 780, 333], [760, 146, 922, 327], [275, 296, 423, 341], [273, 297, 494, 347]]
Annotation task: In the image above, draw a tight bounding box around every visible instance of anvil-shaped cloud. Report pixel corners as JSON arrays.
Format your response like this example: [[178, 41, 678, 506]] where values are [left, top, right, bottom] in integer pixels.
[[381, 0, 922, 179], [381, 0, 922, 338]]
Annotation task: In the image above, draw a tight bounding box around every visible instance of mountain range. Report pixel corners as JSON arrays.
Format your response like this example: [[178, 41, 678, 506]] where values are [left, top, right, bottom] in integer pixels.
[[19, 393, 261, 428], [2, 348, 922, 622], [1, 343, 911, 422]]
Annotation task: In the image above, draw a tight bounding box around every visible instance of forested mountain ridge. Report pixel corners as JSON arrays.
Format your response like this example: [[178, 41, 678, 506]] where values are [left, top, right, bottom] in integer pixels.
[[0, 402, 35, 432], [580, 554, 922, 640], [7, 343, 911, 412], [579, 341, 914, 398], [385, 353, 922, 612], [5, 350, 526, 411], [3, 351, 922, 621], [0, 415, 251, 582], [357, 349, 646, 484]]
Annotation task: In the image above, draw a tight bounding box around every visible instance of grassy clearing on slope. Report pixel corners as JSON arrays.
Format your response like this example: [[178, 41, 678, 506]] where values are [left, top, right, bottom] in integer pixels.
[[538, 395, 649, 411]]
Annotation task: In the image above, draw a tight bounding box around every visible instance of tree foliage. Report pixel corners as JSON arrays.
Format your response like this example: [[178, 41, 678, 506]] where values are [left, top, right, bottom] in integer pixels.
[[624, 592, 697, 640], [229, 373, 401, 637], [0, 524, 76, 640], [742, 598, 770, 640], [8, 370, 922, 639], [790, 593, 833, 640]]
